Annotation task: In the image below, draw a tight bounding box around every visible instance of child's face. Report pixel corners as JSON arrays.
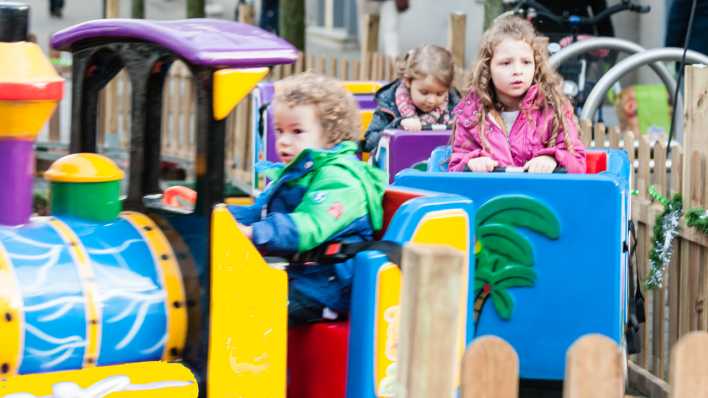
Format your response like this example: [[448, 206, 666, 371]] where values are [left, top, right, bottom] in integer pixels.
[[490, 38, 535, 105], [406, 75, 448, 113], [273, 103, 328, 164]]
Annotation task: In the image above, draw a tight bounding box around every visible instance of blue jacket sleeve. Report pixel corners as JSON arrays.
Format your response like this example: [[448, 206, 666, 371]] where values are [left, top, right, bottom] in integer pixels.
[[226, 190, 269, 226], [250, 212, 300, 254], [249, 165, 373, 255]]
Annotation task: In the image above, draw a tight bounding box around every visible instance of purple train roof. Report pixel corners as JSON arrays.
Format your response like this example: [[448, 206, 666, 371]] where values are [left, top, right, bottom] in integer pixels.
[[51, 19, 298, 68]]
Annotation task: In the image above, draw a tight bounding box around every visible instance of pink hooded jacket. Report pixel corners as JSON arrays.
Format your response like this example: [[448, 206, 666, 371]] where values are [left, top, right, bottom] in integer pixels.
[[448, 85, 586, 173]]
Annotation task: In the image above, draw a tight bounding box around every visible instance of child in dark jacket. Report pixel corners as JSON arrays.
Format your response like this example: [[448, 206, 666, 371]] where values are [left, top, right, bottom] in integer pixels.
[[229, 72, 387, 325], [363, 44, 461, 154]]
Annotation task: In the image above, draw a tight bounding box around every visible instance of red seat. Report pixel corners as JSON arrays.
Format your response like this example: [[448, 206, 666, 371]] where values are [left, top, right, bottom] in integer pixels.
[[375, 188, 424, 240], [287, 188, 423, 398], [585, 151, 607, 174], [287, 322, 350, 398]]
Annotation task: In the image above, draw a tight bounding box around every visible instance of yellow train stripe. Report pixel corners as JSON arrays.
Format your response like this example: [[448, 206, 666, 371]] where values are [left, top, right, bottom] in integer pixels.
[[342, 81, 383, 95], [0, 242, 23, 378], [121, 212, 187, 361], [47, 218, 101, 368]]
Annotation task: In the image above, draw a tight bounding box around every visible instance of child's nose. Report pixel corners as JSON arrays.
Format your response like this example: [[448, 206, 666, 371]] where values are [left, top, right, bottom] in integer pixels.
[[278, 134, 292, 146]]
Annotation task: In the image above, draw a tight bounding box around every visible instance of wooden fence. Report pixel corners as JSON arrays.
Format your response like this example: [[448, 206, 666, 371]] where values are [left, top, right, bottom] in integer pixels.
[[399, 244, 708, 397], [576, 121, 707, 386], [459, 332, 708, 398]]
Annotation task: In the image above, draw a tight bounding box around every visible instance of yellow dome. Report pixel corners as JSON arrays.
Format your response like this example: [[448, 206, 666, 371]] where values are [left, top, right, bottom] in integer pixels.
[[44, 153, 125, 183]]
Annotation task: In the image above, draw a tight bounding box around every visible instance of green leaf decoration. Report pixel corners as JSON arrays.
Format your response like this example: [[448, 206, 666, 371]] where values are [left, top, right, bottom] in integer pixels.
[[478, 223, 534, 266], [495, 265, 536, 289], [475, 248, 494, 273], [476, 195, 560, 239], [491, 289, 514, 319], [472, 194, 561, 325], [474, 268, 494, 294], [472, 263, 536, 294]]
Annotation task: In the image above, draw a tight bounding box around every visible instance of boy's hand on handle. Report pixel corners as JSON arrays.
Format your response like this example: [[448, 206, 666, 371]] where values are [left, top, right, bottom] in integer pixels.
[[400, 117, 422, 131], [237, 223, 253, 239], [467, 157, 498, 172], [524, 155, 557, 173]]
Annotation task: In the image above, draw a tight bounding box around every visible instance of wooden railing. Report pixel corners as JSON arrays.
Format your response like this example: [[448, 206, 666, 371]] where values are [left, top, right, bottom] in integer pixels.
[[577, 119, 707, 384]]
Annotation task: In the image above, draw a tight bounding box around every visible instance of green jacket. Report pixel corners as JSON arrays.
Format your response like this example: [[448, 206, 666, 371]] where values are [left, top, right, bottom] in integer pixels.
[[230, 140, 386, 254]]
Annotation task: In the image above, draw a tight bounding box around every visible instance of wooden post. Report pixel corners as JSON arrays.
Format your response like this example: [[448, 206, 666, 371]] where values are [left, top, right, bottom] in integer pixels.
[[360, 14, 379, 80], [396, 244, 466, 398], [461, 336, 518, 398], [682, 65, 708, 202], [104, 0, 119, 18], [563, 334, 624, 398], [101, 0, 121, 151], [448, 13, 466, 69], [580, 119, 592, 147], [594, 122, 606, 148], [238, 3, 255, 24], [670, 331, 708, 397], [681, 66, 708, 336]]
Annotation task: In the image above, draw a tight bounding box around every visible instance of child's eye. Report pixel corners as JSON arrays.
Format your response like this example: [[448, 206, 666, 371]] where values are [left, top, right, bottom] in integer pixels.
[[293, 129, 303, 135], [275, 128, 283, 135], [420, 90, 429, 95]]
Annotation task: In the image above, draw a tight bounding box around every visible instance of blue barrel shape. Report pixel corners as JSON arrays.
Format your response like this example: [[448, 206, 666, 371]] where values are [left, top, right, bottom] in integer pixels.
[[62, 216, 168, 366], [0, 221, 87, 373], [0, 213, 184, 375]]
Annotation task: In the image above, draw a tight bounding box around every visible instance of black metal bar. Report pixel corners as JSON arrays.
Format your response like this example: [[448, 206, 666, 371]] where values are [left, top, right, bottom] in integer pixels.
[[193, 67, 226, 216], [70, 47, 124, 153]]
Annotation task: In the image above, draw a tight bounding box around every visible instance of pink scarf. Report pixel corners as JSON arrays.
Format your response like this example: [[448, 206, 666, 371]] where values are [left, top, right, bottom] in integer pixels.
[[395, 82, 451, 127]]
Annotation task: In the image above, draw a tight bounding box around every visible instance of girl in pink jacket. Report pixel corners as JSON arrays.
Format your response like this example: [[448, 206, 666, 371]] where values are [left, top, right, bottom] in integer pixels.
[[449, 16, 586, 173]]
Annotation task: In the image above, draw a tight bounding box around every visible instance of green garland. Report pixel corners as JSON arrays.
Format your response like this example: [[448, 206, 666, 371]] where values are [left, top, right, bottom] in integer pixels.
[[645, 186, 683, 290], [686, 207, 708, 234]]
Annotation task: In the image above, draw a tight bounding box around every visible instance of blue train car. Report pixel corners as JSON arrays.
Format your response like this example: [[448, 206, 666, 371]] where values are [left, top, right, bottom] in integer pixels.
[[393, 148, 631, 380]]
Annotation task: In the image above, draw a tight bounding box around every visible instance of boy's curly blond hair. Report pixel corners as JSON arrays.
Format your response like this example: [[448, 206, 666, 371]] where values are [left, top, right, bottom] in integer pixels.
[[274, 72, 360, 146]]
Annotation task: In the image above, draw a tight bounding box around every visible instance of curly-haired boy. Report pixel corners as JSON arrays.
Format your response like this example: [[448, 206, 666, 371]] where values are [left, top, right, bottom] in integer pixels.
[[229, 72, 387, 325]]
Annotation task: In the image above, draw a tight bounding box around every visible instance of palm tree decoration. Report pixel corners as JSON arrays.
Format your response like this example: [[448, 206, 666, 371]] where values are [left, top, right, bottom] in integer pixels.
[[473, 195, 560, 332]]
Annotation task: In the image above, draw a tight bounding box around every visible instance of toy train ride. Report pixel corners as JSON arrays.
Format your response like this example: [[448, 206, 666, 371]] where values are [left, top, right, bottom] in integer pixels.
[[0, 5, 635, 397]]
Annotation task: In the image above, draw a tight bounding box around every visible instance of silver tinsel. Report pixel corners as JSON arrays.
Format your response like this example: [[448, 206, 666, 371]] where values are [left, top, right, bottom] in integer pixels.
[[646, 205, 682, 289]]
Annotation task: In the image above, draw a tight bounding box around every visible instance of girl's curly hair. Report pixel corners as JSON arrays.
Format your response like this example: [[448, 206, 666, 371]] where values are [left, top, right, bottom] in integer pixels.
[[466, 16, 578, 153], [397, 44, 455, 88], [274, 72, 360, 145]]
